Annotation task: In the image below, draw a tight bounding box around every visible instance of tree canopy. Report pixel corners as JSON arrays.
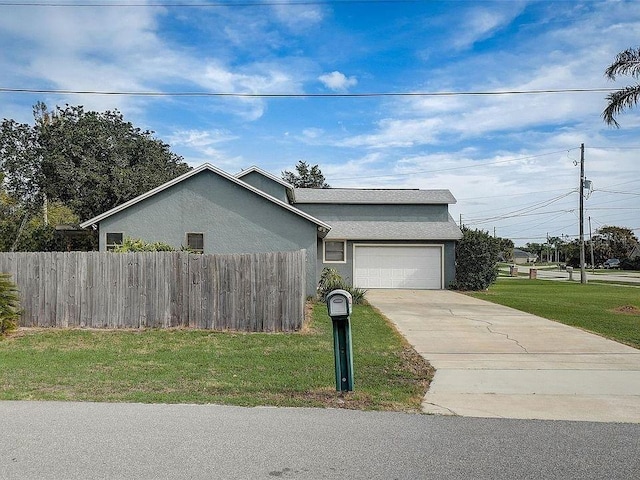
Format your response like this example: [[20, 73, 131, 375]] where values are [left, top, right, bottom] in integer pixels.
[[281, 160, 330, 188], [595, 225, 638, 260], [603, 47, 640, 127], [0, 102, 191, 251]]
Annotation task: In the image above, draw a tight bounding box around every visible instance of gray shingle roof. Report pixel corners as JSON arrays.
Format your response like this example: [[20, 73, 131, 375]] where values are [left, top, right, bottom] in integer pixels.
[[325, 220, 463, 240], [293, 188, 456, 204]]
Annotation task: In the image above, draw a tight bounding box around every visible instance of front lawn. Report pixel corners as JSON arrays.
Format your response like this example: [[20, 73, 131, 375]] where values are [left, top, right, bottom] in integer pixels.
[[469, 279, 640, 349], [0, 303, 432, 411]]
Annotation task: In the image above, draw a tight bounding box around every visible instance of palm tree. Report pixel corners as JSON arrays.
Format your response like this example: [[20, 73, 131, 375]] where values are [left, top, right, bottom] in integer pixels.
[[603, 47, 640, 127]]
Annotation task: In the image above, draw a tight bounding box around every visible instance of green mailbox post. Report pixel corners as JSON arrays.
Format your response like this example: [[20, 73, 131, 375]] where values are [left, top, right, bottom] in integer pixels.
[[326, 289, 354, 392]]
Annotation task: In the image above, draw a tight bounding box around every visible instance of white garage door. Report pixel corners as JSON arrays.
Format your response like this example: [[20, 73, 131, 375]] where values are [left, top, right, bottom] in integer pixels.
[[354, 245, 442, 289]]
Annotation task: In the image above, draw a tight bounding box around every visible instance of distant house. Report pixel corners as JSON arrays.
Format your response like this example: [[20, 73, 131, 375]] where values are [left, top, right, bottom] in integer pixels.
[[512, 248, 537, 264], [628, 244, 640, 260], [80, 164, 462, 295]]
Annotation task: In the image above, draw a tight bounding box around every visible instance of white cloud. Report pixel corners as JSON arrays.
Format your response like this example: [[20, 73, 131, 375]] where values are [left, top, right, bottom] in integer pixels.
[[272, 3, 324, 31], [338, 117, 442, 148], [318, 71, 358, 91], [168, 129, 237, 148], [335, 1, 640, 151], [452, 3, 527, 50], [302, 128, 324, 139], [0, 4, 310, 121]]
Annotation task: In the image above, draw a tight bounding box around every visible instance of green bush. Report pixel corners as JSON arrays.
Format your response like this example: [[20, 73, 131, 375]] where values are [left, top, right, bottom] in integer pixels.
[[0, 273, 21, 335], [453, 227, 500, 291], [621, 258, 640, 270], [112, 237, 175, 252], [317, 267, 367, 304]]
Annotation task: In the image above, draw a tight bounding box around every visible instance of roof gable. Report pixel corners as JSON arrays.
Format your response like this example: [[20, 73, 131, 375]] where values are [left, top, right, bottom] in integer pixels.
[[80, 163, 331, 231], [235, 165, 293, 189]]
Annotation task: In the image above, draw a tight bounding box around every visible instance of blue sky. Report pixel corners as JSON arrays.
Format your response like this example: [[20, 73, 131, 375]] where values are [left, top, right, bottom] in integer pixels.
[[1, 0, 639, 246]]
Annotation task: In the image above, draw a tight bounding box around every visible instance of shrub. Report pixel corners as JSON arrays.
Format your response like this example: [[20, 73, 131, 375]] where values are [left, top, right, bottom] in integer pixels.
[[317, 267, 367, 304], [453, 227, 500, 291], [621, 258, 640, 270], [112, 237, 175, 252], [0, 273, 21, 335]]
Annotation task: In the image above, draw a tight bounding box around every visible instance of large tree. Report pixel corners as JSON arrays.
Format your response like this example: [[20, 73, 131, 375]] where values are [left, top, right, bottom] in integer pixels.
[[603, 47, 640, 127], [596, 225, 638, 260], [37, 104, 191, 221], [1, 103, 191, 227], [281, 160, 330, 188]]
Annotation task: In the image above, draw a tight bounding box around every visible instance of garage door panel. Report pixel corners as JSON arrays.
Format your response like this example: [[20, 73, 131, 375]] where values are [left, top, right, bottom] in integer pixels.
[[354, 246, 442, 290]]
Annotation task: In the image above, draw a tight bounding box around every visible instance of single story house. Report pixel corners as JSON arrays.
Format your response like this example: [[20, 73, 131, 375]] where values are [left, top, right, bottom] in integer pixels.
[[512, 248, 538, 264], [80, 164, 462, 295]]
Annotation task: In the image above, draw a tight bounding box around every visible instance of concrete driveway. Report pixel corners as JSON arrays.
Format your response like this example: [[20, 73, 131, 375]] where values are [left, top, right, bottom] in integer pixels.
[[366, 289, 640, 423]]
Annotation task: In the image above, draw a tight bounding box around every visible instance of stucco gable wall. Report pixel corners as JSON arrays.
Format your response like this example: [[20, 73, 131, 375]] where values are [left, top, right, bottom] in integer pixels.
[[238, 171, 289, 203], [98, 170, 318, 295], [295, 203, 450, 222]]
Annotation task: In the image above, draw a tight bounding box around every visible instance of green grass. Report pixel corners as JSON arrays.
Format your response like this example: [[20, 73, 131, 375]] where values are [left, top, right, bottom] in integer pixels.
[[469, 279, 640, 349], [0, 303, 432, 411]]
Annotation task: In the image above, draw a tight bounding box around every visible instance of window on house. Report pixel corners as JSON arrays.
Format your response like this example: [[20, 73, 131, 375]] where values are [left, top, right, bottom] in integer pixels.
[[186, 233, 204, 254], [324, 240, 346, 263], [106, 232, 123, 251]]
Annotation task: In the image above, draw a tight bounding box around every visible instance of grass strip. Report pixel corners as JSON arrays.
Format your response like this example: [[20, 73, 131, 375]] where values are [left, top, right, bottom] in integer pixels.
[[469, 279, 640, 349], [0, 303, 432, 411]]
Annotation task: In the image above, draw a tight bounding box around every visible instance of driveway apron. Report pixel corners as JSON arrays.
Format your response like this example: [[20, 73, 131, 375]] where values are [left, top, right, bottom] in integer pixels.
[[366, 289, 640, 423]]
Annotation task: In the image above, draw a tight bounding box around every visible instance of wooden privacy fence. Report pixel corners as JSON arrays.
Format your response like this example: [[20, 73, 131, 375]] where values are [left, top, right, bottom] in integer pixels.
[[0, 250, 306, 331]]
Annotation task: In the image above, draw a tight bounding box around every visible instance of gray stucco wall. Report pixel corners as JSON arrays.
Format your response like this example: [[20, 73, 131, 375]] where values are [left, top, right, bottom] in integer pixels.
[[238, 171, 289, 203], [317, 239, 457, 289], [296, 203, 450, 222], [96, 170, 318, 295]]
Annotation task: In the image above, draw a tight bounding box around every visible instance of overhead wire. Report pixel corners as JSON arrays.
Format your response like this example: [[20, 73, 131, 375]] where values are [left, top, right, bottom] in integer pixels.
[[462, 190, 576, 225], [0, 0, 414, 6], [0, 87, 621, 98]]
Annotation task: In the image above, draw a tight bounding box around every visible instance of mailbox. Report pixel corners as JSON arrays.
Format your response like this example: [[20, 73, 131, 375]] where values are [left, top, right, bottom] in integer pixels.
[[327, 289, 352, 318], [326, 289, 354, 392]]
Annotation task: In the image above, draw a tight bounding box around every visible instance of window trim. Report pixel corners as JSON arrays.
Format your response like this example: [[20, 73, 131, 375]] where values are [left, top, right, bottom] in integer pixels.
[[323, 239, 347, 264], [105, 232, 124, 251], [186, 232, 205, 254]]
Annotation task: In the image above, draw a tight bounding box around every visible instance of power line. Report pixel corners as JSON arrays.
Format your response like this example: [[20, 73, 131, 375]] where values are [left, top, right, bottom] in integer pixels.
[[595, 189, 640, 196], [457, 186, 572, 201], [598, 179, 639, 189], [464, 208, 574, 226], [588, 207, 639, 211], [508, 211, 570, 235], [0, 87, 620, 98], [587, 145, 640, 150], [463, 191, 575, 224], [1, 0, 412, 7]]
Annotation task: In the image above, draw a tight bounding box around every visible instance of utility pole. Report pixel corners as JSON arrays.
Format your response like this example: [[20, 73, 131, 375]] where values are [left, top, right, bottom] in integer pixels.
[[589, 216, 595, 274], [579, 143, 587, 284], [546, 232, 550, 263]]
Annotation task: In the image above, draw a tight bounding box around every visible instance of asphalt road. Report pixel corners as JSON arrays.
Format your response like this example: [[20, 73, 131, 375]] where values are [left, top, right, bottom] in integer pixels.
[[1, 402, 638, 480]]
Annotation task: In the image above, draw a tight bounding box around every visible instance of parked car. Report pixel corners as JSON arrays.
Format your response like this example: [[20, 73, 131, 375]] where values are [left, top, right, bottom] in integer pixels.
[[603, 258, 620, 269]]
